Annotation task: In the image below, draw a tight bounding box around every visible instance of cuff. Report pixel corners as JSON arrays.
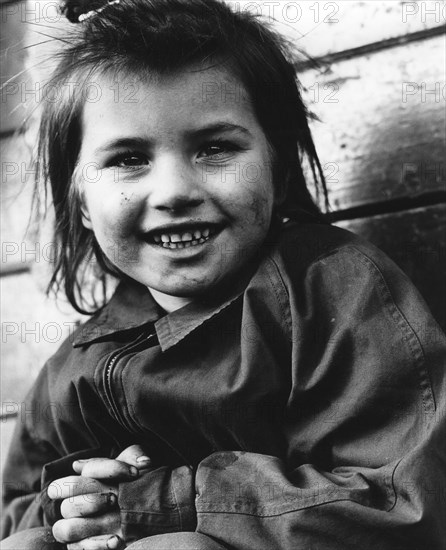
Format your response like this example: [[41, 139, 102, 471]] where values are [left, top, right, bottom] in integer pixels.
[[40, 447, 103, 526], [119, 465, 196, 544]]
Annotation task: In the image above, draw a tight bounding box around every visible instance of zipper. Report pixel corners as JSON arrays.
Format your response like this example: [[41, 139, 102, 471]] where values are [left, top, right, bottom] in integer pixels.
[[103, 332, 194, 467], [104, 332, 155, 434]]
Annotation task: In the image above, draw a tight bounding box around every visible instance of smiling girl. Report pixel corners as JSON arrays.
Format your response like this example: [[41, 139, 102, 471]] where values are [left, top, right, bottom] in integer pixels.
[[2, 1, 445, 549], [77, 67, 275, 312]]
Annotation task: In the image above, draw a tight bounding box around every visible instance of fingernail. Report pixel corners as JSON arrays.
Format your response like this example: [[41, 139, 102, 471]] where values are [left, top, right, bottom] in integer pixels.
[[107, 535, 120, 549], [129, 466, 139, 476], [104, 492, 117, 506], [136, 455, 151, 464]]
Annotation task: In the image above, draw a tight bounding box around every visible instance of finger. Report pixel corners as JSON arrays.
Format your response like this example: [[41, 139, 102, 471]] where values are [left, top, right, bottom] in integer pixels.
[[67, 534, 124, 550], [52, 515, 120, 543], [61, 492, 117, 519], [48, 476, 115, 500], [73, 458, 139, 480], [116, 444, 151, 468]]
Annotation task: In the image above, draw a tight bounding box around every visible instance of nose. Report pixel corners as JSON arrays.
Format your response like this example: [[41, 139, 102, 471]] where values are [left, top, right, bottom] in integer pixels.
[[146, 155, 204, 212]]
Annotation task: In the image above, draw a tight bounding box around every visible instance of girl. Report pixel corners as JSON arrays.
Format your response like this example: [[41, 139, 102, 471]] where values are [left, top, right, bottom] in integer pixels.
[[2, 1, 445, 549]]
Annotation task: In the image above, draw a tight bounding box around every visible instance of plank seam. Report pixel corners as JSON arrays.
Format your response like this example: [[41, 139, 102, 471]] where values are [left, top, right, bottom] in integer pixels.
[[0, 411, 18, 421], [295, 25, 446, 71], [0, 262, 31, 278], [327, 191, 446, 222]]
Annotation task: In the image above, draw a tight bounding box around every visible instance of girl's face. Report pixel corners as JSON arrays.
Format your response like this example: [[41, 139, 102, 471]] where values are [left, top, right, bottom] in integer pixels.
[[77, 66, 275, 311]]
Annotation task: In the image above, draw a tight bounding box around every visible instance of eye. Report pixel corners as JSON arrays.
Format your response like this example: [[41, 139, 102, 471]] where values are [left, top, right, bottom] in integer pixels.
[[197, 140, 242, 160], [107, 152, 149, 168]]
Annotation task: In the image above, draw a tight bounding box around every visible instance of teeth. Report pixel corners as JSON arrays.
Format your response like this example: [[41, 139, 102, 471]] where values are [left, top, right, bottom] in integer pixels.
[[159, 236, 208, 249], [159, 230, 208, 242], [152, 227, 216, 248]]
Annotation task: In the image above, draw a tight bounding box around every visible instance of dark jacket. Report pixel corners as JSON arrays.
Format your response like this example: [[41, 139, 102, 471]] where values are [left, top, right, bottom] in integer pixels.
[[2, 222, 446, 549]]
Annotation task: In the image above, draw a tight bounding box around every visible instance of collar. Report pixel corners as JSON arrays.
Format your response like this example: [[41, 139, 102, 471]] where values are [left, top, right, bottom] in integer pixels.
[[72, 279, 246, 351], [72, 282, 161, 347], [71, 220, 290, 350]]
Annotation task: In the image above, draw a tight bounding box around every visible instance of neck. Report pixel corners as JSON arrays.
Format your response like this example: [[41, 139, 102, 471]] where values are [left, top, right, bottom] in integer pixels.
[[148, 288, 193, 313]]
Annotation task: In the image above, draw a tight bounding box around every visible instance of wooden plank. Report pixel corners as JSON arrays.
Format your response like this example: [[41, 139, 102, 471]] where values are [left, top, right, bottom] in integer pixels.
[[299, 35, 445, 211], [1, 1, 70, 133], [4, 1, 444, 134], [227, 1, 446, 58], [1, 271, 85, 405], [0, 134, 35, 268], [336, 204, 446, 331], [0, 417, 17, 475], [0, 1, 29, 132]]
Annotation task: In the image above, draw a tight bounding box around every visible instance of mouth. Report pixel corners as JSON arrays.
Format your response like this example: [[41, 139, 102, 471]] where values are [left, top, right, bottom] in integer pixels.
[[143, 223, 222, 250]]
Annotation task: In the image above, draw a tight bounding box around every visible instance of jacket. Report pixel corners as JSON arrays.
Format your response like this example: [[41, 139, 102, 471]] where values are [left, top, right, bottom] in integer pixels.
[[2, 221, 446, 549]]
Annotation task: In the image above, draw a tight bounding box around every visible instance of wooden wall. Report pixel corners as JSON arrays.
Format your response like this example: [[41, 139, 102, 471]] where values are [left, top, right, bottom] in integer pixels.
[[289, 1, 446, 330], [1, 0, 83, 470], [1, 1, 445, 471]]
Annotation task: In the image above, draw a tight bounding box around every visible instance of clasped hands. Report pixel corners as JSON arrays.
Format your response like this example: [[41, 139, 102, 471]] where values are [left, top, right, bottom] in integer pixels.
[[48, 445, 150, 550]]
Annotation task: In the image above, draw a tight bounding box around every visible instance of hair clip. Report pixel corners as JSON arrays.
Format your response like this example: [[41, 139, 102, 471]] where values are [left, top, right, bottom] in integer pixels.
[[78, 0, 120, 22]]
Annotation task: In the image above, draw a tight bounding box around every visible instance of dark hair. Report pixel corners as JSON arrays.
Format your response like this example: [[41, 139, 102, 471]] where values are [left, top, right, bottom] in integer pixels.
[[38, 0, 328, 314]]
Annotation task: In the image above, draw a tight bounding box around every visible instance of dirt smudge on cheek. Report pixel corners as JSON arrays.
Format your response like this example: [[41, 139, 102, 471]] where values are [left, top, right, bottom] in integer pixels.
[[120, 191, 131, 205], [244, 190, 271, 227]]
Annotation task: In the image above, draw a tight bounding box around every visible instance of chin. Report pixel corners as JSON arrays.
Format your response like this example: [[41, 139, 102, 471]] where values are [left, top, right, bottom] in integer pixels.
[[160, 283, 214, 298], [156, 275, 224, 297]]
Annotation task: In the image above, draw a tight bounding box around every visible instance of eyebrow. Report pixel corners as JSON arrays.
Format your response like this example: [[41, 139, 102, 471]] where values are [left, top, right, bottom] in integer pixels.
[[185, 122, 253, 139], [93, 137, 149, 156], [92, 123, 252, 155]]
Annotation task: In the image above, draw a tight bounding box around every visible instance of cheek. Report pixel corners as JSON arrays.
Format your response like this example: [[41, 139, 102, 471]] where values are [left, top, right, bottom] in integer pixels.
[[84, 188, 139, 236], [238, 167, 275, 226], [249, 190, 274, 229], [119, 191, 133, 205]]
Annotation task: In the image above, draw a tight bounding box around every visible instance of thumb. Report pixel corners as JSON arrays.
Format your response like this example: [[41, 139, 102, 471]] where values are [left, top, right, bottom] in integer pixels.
[[116, 445, 151, 468]]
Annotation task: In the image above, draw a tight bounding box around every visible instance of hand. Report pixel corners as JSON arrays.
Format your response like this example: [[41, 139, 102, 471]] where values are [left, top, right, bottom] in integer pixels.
[[49, 445, 151, 549]]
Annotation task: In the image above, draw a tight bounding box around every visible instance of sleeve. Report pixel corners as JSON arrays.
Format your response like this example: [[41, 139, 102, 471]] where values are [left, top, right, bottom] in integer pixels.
[[118, 465, 197, 543], [192, 246, 446, 550], [0, 366, 99, 538], [1, 366, 56, 538], [1, 364, 197, 543]]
